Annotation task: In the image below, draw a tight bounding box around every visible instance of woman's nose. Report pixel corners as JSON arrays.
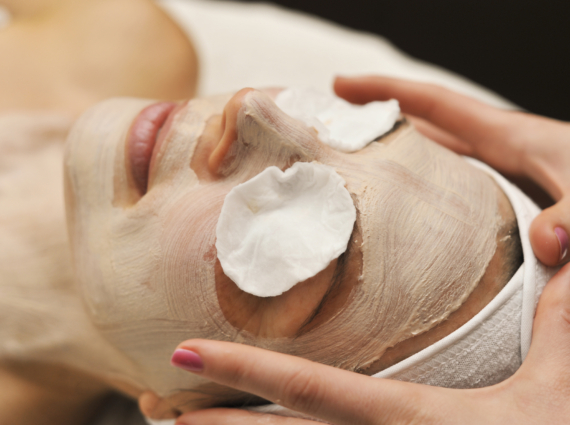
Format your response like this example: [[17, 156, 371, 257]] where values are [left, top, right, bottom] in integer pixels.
[[208, 88, 254, 174], [208, 88, 326, 177]]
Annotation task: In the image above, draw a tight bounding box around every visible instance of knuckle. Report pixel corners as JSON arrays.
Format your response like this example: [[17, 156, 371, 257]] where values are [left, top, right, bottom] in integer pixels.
[[279, 366, 324, 413]]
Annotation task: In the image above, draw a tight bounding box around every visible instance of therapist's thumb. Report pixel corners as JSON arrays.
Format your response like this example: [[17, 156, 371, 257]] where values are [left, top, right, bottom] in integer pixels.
[[530, 197, 570, 266], [521, 263, 570, 384]]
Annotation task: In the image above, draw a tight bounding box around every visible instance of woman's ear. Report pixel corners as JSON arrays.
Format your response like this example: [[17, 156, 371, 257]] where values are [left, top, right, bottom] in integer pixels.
[[208, 88, 254, 174], [138, 391, 179, 420]]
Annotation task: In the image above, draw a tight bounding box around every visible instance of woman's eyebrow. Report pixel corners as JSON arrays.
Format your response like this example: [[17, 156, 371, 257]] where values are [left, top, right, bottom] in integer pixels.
[[294, 239, 352, 336]]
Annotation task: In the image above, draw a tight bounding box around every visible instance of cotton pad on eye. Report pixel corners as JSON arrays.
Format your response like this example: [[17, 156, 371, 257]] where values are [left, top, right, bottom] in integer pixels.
[[275, 87, 400, 152], [216, 162, 356, 297]]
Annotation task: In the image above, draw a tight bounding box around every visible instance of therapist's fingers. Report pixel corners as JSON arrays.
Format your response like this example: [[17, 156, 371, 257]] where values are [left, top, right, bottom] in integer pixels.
[[530, 198, 570, 266], [171, 340, 456, 425], [176, 408, 319, 425]]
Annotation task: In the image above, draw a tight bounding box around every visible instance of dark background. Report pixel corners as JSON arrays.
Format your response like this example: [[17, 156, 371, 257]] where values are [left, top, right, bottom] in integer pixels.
[[233, 0, 570, 121]]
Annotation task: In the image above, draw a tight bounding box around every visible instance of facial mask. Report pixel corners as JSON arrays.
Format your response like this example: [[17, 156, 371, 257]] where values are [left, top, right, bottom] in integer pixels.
[[216, 161, 356, 297], [274, 87, 400, 152], [65, 91, 499, 406], [372, 160, 558, 385]]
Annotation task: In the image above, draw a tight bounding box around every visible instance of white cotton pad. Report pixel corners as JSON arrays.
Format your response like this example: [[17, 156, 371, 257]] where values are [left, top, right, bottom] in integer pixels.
[[216, 161, 356, 297], [275, 87, 400, 152]]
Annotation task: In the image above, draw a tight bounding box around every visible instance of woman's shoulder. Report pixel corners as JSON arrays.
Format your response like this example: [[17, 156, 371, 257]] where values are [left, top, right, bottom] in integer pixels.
[[0, 0, 198, 114]]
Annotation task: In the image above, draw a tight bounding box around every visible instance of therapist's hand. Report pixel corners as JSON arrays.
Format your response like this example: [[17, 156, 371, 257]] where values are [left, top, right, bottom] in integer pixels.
[[171, 263, 570, 425], [334, 75, 570, 267]]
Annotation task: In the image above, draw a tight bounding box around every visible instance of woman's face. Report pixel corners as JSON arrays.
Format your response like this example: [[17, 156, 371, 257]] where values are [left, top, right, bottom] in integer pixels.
[[64, 88, 500, 410]]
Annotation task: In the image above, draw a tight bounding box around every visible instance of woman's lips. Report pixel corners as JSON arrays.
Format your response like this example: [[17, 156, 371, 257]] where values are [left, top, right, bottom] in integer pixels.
[[127, 102, 177, 195]]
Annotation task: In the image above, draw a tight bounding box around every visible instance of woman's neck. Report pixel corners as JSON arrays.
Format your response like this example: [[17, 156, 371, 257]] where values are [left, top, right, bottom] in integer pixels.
[[0, 362, 110, 425], [0, 0, 198, 115]]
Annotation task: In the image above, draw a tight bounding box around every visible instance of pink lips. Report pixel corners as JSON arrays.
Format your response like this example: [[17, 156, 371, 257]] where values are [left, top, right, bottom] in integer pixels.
[[127, 102, 177, 195]]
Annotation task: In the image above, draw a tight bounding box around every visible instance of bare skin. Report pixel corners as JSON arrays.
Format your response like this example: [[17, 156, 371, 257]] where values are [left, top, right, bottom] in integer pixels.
[[0, 0, 198, 114], [0, 0, 198, 424]]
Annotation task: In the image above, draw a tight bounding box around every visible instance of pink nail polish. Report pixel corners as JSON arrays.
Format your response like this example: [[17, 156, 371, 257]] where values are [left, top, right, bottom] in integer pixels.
[[555, 227, 568, 262], [171, 349, 204, 372]]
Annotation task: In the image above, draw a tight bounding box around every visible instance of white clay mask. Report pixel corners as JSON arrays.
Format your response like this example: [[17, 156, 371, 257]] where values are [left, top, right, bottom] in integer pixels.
[[275, 87, 400, 152], [63, 91, 500, 401], [216, 161, 356, 297]]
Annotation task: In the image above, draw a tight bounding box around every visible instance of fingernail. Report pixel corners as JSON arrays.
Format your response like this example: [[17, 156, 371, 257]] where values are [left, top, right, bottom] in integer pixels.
[[171, 349, 204, 373], [555, 227, 568, 262]]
